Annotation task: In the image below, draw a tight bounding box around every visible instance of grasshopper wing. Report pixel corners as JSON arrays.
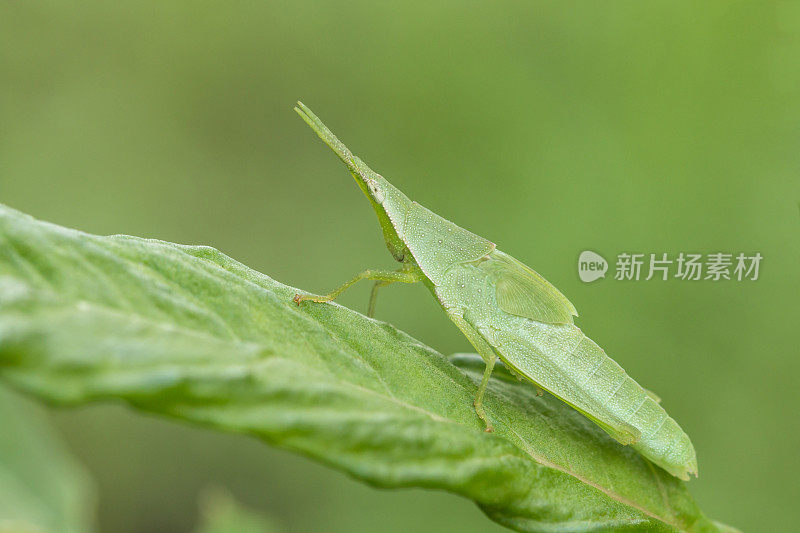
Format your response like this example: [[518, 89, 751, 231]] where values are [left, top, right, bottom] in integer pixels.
[[564, 397, 642, 445], [470, 319, 643, 446], [483, 250, 578, 324]]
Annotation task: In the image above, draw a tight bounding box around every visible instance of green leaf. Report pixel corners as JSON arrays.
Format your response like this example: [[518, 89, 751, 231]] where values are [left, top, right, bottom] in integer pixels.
[[0, 385, 94, 533], [0, 204, 735, 532]]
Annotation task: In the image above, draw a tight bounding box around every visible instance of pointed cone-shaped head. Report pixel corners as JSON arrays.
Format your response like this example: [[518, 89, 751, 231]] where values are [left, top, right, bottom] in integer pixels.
[[294, 102, 399, 205], [294, 102, 412, 261]]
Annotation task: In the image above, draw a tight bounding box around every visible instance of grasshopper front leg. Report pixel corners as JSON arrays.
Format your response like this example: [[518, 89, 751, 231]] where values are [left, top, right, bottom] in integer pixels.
[[293, 267, 422, 316], [367, 280, 393, 317]]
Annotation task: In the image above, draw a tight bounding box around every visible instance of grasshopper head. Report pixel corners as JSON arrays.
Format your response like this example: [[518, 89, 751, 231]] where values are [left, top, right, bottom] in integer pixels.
[[294, 101, 412, 261], [350, 157, 389, 206], [350, 158, 411, 219], [362, 176, 386, 204]]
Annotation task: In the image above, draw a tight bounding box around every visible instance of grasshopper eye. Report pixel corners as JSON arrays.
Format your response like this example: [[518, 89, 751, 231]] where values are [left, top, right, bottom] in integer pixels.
[[368, 180, 385, 203]]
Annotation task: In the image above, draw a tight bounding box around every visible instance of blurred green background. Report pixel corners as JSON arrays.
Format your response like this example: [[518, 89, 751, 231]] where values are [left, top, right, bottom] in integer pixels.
[[2, 1, 798, 531]]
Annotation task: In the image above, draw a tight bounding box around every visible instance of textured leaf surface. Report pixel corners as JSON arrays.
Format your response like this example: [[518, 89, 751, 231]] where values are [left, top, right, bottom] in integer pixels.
[[0, 386, 94, 533], [0, 205, 734, 532]]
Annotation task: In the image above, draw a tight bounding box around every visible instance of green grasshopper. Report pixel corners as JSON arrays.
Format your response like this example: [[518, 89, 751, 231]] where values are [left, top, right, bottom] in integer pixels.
[[292, 102, 698, 480]]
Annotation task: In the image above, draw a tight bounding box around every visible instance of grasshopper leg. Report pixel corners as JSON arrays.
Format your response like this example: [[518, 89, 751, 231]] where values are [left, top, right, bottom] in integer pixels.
[[446, 312, 503, 432], [473, 354, 497, 433], [367, 280, 392, 318], [293, 267, 422, 315]]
